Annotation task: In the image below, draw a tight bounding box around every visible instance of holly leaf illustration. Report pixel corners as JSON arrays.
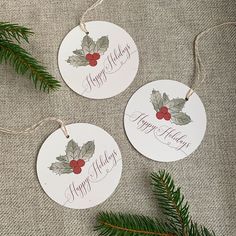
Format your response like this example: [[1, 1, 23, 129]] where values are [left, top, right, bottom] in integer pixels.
[[67, 55, 89, 68], [66, 139, 81, 161], [79, 141, 95, 161], [167, 98, 186, 113], [81, 35, 96, 54], [95, 36, 109, 55], [56, 155, 68, 162], [151, 89, 163, 111], [171, 112, 191, 125], [49, 162, 73, 175], [163, 92, 170, 105], [73, 49, 84, 56]]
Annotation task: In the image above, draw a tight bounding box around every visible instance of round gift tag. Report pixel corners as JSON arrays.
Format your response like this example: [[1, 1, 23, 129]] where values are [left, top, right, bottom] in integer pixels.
[[37, 123, 122, 209], [58, 21, 139, 99], [124, 80, 207, 162]]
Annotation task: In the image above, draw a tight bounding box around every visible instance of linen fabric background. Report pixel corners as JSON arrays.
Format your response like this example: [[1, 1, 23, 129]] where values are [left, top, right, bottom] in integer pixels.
[[0, 0, 235, 235]]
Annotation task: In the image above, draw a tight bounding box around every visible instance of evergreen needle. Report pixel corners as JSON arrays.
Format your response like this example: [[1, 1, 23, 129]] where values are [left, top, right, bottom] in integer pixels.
[[0, 22, 33, 43], [95, 170, 216, 236], [0, 22, 60, 92]]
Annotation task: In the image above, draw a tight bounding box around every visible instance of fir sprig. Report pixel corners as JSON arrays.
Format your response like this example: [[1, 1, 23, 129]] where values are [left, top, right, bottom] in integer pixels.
[[151, 171, 190, 234], [0, 22, 60, 91], [96, 212, 176, 236], [95, 170, 216, 236], [0, 22, 33, 43], [189, 223, 216, 236]]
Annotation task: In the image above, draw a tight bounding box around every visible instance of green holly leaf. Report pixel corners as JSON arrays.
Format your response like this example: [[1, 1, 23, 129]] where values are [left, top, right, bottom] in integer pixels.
[[167, 98, 186, 113], [56, 155, 68, 162], [171, 112, 191, 125], [67, 55, 89, 68], [79, 141, 95, 161], [163, 93, 170, 105], [66, 139, 81, 161], [151, 89, 163, 112], [95, 36, 109, 55], [73, 49, 84, 56], [49, 162, 72, 175], [81, 35, 95, 54]]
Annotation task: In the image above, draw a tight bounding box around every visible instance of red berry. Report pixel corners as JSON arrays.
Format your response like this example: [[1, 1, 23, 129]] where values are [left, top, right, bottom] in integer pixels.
[[89, 59, 97, 67], [156, 112, 164, 120], [164, 113, 171, 121], [160, 106, 168, 114], [73, 166, 82, 174], [70, 160, 78, 168], [77, 159, 85, 167], [93, 53, 100, 60], [86, 53, 93, 61]]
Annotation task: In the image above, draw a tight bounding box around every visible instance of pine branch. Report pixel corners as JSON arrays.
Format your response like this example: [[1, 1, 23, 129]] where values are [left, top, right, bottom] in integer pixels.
[[95, 171, 216, 236], [0, 39, 60, 92], [189, 223, 216, 236], [0, 22, 33, 43], [96, 212, 177, 236], [151, 171, 190, 235]]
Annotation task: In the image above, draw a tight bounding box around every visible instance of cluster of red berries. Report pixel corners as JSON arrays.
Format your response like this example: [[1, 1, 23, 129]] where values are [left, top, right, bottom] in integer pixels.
[[86, 53, 101, 67], [156, 106, 171, 121], [69, 159, 85, 174]]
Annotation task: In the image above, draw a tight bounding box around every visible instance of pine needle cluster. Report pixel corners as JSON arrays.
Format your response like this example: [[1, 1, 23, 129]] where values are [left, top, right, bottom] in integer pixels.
[[95, 170, 216, 236], [0, 22, 60, 92]]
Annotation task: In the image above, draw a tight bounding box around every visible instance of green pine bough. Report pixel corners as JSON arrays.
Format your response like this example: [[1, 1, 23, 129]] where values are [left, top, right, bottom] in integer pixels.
[[0, 22, 60, 92], [95, 170, 216, 236]]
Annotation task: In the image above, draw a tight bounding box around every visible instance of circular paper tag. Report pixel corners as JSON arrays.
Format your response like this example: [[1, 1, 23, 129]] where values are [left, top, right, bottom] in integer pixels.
[[124, 80, 207, 162], [37, 123, 122, 209], [58, 21, 139, 99]]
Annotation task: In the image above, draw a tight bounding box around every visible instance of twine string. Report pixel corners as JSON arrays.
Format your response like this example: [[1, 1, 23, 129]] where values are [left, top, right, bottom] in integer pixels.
[[79, 0, 105, 34], [185, 22, 236, 100], [0, 117, 69, 138]]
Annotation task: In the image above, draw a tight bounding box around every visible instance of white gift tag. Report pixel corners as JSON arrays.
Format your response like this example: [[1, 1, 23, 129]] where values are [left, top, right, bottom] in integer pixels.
[[124, 80, 207, 162], [58, 21, 139, 99], [37, 123, 122, 209]]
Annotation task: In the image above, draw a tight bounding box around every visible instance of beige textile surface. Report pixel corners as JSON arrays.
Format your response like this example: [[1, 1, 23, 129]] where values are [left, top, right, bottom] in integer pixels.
[[0, 0, 236, 235]]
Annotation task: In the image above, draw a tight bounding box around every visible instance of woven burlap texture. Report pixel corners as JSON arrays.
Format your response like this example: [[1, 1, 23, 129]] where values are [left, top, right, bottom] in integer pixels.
[[0, 0, 235, 235]]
